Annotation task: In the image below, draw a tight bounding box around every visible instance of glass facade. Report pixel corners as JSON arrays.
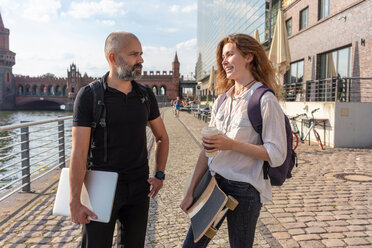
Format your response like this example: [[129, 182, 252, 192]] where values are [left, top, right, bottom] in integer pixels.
[[196, 0, 269, 81]]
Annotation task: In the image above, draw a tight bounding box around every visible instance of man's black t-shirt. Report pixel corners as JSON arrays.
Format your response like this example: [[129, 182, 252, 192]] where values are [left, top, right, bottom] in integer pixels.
[[73, 73, 160, 182]]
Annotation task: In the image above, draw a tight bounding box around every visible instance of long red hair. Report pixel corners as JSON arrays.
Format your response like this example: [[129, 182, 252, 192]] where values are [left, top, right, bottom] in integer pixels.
[[216, 33, 279, 96]]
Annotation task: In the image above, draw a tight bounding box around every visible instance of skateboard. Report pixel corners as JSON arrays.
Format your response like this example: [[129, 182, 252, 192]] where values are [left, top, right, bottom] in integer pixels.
[[186, 171, 239, 243]]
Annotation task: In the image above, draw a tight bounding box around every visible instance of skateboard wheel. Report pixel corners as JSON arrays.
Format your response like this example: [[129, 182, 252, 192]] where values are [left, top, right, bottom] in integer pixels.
[[226, 196, 238, 211], [205, 226, 217, 239]]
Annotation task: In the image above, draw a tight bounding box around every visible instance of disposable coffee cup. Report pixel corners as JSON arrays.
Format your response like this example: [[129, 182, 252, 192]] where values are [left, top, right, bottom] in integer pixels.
[[201, 127, 218, 157]]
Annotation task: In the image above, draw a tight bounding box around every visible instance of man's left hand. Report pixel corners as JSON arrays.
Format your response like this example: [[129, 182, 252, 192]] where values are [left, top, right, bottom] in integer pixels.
[[147, 177, 163, 198]]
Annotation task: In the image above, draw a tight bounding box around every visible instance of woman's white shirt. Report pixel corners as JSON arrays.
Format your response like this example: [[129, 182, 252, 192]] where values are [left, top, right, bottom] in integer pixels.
[[208, 82, 287, 203]]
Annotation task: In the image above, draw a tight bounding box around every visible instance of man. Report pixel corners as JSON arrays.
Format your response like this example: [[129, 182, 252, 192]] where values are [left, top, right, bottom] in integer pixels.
[[174, 96, 182, 117], [69, 31, 169, 247]]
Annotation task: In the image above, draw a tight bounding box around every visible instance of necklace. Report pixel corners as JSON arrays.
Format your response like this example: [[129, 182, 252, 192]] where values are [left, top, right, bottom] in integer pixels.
[[233, 79, 256, 98]]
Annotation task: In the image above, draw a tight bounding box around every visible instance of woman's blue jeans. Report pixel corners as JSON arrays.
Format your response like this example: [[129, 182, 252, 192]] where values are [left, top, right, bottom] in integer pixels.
[[182, 174, 262, 248]]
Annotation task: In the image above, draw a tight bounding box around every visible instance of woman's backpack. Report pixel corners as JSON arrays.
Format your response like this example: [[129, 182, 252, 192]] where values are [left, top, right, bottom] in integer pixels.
[[217, 85, 297, 186]]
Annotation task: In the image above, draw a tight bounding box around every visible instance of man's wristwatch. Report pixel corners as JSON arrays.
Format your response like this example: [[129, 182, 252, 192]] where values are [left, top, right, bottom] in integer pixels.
[[154, 171, 165, 180]]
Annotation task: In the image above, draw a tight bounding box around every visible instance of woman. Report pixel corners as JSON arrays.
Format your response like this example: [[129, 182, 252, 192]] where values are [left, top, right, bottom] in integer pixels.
[[180, 33, 287, 247]]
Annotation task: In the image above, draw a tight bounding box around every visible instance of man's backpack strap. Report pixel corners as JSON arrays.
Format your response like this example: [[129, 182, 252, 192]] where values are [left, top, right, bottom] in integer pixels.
[[88, 79, 107, 164], [248, 86, 274, 180]]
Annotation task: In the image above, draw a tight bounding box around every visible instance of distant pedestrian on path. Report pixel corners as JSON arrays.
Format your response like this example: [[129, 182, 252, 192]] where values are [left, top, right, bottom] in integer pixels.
[[173, 96, 182, 117], [69, 31, 169, 248], [180, 33, 287, 247]]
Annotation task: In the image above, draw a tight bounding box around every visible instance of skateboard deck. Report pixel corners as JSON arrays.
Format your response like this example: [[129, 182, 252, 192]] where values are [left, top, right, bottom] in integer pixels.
[[186, 172, 238, 243]]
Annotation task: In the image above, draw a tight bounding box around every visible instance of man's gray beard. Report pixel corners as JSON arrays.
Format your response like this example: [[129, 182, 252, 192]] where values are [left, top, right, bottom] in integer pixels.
[[117, 57, 142, 81], [117, 67, 142, 81]]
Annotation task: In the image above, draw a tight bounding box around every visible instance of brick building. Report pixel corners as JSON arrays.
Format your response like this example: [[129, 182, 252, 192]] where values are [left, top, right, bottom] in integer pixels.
[[282, 0, 371, 102], [0, 13, 16, 110], [0, 12, 193, 110]]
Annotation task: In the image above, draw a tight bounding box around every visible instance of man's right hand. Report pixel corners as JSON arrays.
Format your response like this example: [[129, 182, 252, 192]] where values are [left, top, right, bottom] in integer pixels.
[[180, 194, 194, 213], [70, 200, 97, 224]]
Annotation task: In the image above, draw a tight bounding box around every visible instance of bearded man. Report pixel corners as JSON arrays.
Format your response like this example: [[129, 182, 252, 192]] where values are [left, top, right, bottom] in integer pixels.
[[69, 31, 169, 248]]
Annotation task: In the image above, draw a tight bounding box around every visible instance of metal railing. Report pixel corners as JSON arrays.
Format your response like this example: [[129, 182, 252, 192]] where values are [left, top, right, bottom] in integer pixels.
[[0, 116, 73, 201], [283, 77, 372, 102]]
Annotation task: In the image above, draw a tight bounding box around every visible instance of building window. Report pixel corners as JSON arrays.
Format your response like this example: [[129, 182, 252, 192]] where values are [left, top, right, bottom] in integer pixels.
[[71, 86, 75, 93], [318, 46, 352, 101], [286, 18, 292, 36], [284, 60, 304, 101], [6, 72, 10, 82], [18, 85, 24, 96], [152, 86, 158, 95], [300, 7, 309, 30], [160, 86, 166, 96], [319, 0, 330, 20]]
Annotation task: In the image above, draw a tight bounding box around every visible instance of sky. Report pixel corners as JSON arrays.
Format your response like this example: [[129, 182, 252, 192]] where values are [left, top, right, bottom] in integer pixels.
[[0, 0, 197, 78]]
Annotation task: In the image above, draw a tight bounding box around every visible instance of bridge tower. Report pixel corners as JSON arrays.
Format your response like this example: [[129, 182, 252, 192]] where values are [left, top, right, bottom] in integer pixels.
[[0, 13, 16, 110]]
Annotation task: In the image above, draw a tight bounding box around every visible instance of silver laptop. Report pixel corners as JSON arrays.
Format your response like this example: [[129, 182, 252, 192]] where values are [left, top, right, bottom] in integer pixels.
[[53, 168, 118, 223]]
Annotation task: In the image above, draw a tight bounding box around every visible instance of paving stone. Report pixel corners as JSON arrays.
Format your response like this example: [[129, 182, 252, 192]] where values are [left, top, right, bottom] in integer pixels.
[[298, 240, 325, 247], [305, 227, 326, 234], [293, 234, 321, 241], [344, 237, 370, 246], [321, 238, 346, 247]]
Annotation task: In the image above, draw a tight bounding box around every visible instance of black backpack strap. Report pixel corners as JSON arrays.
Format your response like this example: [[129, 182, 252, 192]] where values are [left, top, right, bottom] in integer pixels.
[[88, 79, 107, 165], [247, 85, 274, 180]]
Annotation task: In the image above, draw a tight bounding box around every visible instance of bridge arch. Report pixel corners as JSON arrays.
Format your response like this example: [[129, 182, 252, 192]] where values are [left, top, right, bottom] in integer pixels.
[[32, 85, 37, 95], [25, 85, 31, 96], [17, 99, 66, 110], [18, 85, 24, 95], [152, 85, 158, 95], [160, 85, 166, 96], [63, 85, 67, 96]]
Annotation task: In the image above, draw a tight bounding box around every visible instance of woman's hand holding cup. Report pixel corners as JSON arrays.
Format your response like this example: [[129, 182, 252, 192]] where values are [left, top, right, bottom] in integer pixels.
[[201, 127, 219, 157]]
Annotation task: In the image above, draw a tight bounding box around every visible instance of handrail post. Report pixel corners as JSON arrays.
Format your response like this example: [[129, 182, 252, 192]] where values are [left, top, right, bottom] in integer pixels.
[[20, 121, 31, 192], [58, 120, 66, 168]]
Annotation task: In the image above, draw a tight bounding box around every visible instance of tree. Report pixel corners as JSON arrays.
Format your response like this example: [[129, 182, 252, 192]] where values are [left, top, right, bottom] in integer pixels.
[[42, 73, 56, 78]]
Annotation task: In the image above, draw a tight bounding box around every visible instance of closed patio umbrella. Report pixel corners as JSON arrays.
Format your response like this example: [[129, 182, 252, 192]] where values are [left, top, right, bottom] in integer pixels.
[[253, 29, 260, 43], [208, 66, 215, 92], [268, 9, 291, 76]]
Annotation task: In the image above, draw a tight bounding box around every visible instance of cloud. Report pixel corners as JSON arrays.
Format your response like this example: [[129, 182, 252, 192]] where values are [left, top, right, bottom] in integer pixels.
[[157, 27, 179, 33], [21, 0, 61, 22], [98, 19, 116, 26], [169, 4, 197, 13], [64, 0, 125, 19], [142, 38, 196, 76]]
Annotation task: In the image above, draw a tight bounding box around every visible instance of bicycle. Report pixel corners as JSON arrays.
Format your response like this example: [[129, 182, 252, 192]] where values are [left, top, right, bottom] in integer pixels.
[[290, 108, 324, 150]]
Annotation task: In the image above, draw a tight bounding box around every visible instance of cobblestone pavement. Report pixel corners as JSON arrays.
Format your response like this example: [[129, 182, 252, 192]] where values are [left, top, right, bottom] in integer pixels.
[[0, 107, 371, 247]]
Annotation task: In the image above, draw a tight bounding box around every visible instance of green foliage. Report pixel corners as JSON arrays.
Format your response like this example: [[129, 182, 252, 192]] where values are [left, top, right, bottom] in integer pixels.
[[42, 73, 56, 78]]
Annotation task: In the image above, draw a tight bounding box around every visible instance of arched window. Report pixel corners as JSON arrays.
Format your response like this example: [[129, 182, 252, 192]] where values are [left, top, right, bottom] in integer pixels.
[[25, 85, 31, 95], [160, 86, 166, 95], [55, 85, 61, 96], [32, 85, 37, 95], [152, 86, 158, 95], [40, 85, 46, 95], [47, 85, 54, 95], [18, 85, 24, 95], [63, 85, 67, 96]]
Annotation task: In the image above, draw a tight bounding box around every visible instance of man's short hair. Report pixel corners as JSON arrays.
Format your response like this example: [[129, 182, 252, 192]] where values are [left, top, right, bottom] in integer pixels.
[[104, 31, 138, 59]]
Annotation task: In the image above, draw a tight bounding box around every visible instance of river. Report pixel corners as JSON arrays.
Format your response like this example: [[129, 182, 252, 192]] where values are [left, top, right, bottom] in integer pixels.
[[0, 110, 73, 192]]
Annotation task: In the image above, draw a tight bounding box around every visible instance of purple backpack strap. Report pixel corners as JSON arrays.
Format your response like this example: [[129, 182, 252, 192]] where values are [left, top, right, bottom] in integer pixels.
[[248, 85, 274, 180], [248, 85, 274, 134]]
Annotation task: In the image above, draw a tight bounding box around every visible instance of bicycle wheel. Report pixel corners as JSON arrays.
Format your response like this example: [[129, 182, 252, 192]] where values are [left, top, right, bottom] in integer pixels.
[[313, 129, 324, 150], [292, 132, 299, 150]]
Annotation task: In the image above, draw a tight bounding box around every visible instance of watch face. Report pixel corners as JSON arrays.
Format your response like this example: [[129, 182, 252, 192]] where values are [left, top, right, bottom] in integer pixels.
[[155, 171, 165, 180]]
